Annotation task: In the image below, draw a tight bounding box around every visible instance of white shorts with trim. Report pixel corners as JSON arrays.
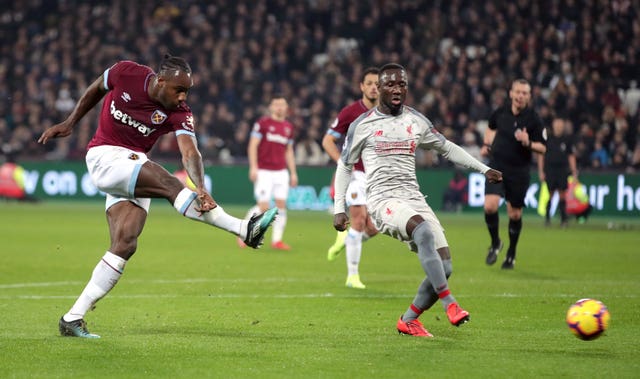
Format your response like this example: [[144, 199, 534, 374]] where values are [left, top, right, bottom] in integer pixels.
[[86, 145, 151, 212], [346, 170, 367, 207], [254, 168, 289, 203], [369, 196, 447, 252]]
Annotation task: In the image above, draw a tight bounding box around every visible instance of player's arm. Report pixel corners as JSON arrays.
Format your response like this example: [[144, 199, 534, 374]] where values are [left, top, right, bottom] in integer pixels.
[[247, 132, 262, 183], [529, 140, 546, 155], [537, 151, 546, 182], [38, 75, 108, 144], [285, 142, 298, 187], [568, 152, 578, 179], [481, 128, 496, 157], [322, 132, 341, 162], [333, 159, 352, 231], [176, 133, 216, 211], [333, 123, 361, 230]]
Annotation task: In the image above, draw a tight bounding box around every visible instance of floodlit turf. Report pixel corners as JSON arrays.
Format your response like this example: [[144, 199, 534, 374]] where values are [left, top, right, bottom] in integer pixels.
[[1, 201, 639, 378]]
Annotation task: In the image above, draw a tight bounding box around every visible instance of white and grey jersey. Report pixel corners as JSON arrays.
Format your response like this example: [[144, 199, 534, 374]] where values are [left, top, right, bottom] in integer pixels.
[[335, 105, 489, 213]]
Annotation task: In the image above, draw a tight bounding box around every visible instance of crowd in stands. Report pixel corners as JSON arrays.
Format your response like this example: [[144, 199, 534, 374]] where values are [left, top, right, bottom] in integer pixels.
[[1, 0, 639, 172]]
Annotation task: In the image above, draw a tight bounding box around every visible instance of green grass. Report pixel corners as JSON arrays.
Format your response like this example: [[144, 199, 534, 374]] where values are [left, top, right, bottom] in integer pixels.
[[1, 201, 639, 378]]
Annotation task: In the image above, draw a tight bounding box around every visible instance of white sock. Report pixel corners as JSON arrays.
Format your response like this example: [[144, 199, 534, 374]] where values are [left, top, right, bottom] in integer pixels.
[[244, 205, 261, 220], [272, 208, 287, 243], [64, 251, 126, 322], [173, 188, 245, 237], [345, 228, 363, 276]]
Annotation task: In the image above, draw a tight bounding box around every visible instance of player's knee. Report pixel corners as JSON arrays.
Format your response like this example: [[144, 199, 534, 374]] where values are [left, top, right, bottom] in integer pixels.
[[112, 235, 139, 259], [412, 221, 435, 250]]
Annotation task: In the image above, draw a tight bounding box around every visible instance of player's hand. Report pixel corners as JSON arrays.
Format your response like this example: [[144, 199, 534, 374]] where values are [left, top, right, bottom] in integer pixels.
[[195, 190, 217, 212], [333, 213, 349, 232], [37, 122, 73, 144], [485, 169, 502, 183], [248, 167, 258, 183]]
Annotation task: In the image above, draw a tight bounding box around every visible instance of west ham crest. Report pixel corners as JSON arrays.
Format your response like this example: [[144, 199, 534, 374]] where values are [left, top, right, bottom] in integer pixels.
[[151, 110, 167, 125]]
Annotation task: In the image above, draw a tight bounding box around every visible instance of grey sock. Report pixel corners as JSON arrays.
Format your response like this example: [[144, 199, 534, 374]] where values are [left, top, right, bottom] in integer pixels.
[[412, 222, 455, 307]]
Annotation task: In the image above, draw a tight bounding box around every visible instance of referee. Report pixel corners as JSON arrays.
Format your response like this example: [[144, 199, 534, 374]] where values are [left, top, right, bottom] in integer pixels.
[[537, 117, 578, 227], [481, 79, 547, 269]]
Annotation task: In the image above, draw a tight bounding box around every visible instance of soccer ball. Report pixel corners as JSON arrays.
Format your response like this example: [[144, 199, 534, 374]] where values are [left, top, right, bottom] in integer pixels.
[[566, 298, 610, 340]]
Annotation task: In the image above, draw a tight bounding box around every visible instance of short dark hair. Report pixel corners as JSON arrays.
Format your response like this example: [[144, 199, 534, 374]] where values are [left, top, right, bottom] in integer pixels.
[[361, 67, 379, 83], [512, 78, 530, 87], [379, 63, 405, 76], [159, 54, 192, 75]]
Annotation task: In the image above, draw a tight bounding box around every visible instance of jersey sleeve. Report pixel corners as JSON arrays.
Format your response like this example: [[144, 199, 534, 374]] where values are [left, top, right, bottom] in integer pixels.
[[411, 109, 447, 150], [174, 112, 195, 137], [251, 120, 264, 139], [339, 121, 366, 167], [327, 106, 352, 139], [104, 61, 133, 91]]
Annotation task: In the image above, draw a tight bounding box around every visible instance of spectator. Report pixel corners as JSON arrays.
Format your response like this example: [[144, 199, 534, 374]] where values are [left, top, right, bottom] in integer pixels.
[[442, 170, 468, 212], [295, 128, 328, 166], [0, 0, 638, 172]]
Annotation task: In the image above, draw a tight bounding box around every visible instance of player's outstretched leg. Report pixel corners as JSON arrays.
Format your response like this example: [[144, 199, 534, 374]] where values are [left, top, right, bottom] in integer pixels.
[[59, 317, 100, 339], [244, 208, 278, 248]]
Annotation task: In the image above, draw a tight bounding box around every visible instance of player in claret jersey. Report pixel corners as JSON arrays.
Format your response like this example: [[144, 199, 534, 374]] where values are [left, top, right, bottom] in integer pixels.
[[322, 67, 380, 289], [38, 55, 277, 338], [239, 94, 298, 251]]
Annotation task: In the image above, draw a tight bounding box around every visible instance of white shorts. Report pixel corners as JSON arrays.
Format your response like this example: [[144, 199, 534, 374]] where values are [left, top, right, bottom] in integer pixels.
[[346, 170, 367, 207], [369, 197, 447, 252], [86, 145, 151, 212], [254, 168, 289, 203]]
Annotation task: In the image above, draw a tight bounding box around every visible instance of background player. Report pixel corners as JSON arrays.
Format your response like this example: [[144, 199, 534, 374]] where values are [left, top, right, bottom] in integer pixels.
[[481, 79, 547, 269], [538, 117, 578, 227], [333, 63, 503, 337], [239, 94, 298, 250], [322, 67, 380, 289], [38, 55, 277, 338]]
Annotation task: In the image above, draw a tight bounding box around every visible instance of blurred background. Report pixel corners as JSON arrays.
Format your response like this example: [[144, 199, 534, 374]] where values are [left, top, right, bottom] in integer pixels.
[[1, 0, 640, 216], [1, 0, 638, 171]]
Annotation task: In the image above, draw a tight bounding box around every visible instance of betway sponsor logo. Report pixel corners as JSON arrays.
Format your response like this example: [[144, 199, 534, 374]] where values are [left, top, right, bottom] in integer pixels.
[[110, 100, 156, 137], [265, 132, 289, 145]]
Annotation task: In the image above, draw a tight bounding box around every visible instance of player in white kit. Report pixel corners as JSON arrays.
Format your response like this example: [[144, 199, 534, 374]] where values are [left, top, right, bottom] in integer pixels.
[[333, 63, 502, 337]]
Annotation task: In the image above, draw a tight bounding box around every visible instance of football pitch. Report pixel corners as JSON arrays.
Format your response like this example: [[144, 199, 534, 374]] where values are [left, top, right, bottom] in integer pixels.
[[1, 201, 638, 378]]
